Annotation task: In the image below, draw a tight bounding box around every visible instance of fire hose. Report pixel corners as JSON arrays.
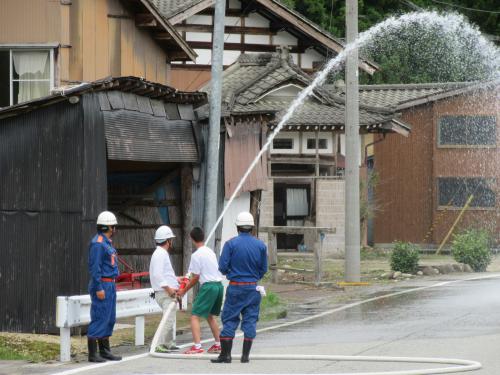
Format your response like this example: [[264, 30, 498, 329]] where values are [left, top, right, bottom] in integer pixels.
[[147, 276, 496, 374]]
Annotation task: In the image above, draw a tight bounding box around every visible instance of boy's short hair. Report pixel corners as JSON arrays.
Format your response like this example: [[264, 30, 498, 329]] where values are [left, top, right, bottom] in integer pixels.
[[190, 227, 205, 242]]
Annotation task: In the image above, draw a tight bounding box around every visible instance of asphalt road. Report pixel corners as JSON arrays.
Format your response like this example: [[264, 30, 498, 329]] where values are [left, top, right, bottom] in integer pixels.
[[6, 274, 500, 375]]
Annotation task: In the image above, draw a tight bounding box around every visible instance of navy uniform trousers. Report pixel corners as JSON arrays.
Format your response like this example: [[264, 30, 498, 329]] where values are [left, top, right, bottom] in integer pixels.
[[87, 234, 119, 339], [88, 281, 117, 338], [220, 284, 262, 339]]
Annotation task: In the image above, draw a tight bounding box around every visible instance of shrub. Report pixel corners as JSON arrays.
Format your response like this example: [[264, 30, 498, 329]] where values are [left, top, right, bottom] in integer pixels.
[[451, 229, 492, 272], [390, 241, 420, 273]]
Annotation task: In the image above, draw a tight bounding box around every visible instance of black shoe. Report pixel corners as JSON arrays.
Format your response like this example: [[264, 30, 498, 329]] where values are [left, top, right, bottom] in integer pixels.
[[88, 338, 106, 363], [241, 339, 253, 363], [98, 338, 122, 361], [211, 338, 232, 363]]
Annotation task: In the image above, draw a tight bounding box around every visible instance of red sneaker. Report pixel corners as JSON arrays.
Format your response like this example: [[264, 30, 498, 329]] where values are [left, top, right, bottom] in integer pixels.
[[184, 346, 204, 354], [207, 344, 221, 354]]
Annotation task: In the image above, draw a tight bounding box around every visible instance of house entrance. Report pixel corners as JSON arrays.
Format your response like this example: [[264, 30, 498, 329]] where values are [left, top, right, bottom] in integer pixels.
[[274, 183, 310, 251]]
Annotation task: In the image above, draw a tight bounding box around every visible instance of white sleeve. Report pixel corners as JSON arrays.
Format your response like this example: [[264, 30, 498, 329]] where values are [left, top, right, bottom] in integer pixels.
[[188, 254, 201, 275]]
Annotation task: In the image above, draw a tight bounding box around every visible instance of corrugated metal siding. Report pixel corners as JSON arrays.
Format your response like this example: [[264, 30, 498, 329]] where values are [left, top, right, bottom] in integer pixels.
[[0, 101, 84, 212], [103, 111, 198, 162], [0, 100, 93, 333]]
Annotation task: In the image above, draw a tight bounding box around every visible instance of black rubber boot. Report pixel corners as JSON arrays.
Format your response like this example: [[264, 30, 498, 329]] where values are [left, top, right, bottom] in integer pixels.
[[211, 339, 232, 363], [98, 338, 122, 361], [241, 339, 253, 363], [88, 338, 106, 363]]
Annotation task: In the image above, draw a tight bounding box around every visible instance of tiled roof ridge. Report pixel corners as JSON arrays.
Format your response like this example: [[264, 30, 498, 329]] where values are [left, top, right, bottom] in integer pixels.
[[358, 82, 475, 91]]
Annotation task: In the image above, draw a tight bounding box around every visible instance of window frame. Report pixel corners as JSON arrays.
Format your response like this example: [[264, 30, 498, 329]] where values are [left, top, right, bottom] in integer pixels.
[[0, 46, 54, 107], [436, 177, 497, 211], [437, 115, 497, 149], [301, 132, 333, 154], [270, 132, 300, 154]]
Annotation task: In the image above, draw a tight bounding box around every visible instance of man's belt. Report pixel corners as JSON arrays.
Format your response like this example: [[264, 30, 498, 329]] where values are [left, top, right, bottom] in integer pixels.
[[101, 277, 115, 282], [229, 281, 257, 285]]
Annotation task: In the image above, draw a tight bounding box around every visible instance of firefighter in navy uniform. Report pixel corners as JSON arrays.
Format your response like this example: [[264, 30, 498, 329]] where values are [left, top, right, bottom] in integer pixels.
[[212, 212, 268, 364], [87, 211, 122, 362]]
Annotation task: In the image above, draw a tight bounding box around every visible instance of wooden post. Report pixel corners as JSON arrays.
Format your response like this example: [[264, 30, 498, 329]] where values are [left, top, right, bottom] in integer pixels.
[[181, 164, 193, 274], [268, 230, 278, 283], [313, 229, 323, 286], [436, 194, 474, 255]]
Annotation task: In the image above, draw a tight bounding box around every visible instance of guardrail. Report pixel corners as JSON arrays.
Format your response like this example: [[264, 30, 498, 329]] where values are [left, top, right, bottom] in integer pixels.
[[56, 288, 185, 362]]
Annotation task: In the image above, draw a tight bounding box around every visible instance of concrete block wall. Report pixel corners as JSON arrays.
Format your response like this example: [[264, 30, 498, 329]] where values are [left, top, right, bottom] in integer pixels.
[[316, 179, 345, 257], [258, 178, 274, 245]]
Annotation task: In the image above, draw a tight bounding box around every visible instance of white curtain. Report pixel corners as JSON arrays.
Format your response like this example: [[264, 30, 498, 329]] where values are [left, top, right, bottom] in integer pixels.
[[13, 51, 49, 103], [286, 188, 308, 216]]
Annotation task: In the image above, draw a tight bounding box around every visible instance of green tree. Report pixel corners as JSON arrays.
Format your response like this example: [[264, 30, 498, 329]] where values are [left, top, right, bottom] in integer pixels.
[[277, 0, 499, 83]]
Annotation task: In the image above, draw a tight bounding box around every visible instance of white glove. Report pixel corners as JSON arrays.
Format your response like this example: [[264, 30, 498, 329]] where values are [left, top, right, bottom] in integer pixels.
[[256, 285, 266, 297]]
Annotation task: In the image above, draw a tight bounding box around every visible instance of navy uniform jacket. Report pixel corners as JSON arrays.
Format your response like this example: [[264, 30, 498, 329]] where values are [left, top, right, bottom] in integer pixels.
[[219, 232, 268, 282], [88, 233, 119, 292]]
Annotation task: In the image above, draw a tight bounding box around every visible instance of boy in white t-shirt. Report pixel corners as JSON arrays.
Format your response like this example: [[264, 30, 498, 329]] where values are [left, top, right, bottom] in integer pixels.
[[177, 227, 223, 354]]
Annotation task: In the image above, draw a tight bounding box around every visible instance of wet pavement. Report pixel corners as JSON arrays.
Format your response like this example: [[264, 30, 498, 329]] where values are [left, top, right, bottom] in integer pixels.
[[4, 274, 500, 374]]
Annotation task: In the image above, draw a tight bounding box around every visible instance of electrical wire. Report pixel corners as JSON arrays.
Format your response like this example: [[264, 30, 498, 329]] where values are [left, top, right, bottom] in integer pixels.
[[430, 0, 500, 14]]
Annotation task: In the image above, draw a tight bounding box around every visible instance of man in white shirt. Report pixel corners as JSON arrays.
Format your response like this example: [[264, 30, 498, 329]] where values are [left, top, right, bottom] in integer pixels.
[[177, 227, 223, 354], [149, 225, 180, 353]]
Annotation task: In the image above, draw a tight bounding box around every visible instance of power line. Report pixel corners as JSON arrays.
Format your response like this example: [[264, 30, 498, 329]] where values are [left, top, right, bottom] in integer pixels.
[[430, 0, 500, 14]]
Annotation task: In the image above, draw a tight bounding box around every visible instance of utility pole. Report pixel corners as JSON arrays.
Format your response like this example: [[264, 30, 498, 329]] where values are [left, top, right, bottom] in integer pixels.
[[344, 0, 361, 282], [203, 0, 225, 251]]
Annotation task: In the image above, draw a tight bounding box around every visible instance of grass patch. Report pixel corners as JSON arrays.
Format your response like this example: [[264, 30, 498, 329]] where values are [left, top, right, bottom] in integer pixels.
[[260, 291, 287, 321], [0, 335, 59, 362]]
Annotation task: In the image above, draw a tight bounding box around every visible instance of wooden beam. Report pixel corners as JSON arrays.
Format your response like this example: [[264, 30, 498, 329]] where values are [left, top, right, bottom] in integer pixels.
[[154, 32, 173, 41], [138, 0, 197, 62], [135, 13, 158, 28], [117, 224, 182, 229], [255, 0, 378, 74], [198, 8, 248, 17], [176, 24, 276, 35], [260, 226, 335, 234], [168, 0, 215, 25], [187, 41, 307, 53]]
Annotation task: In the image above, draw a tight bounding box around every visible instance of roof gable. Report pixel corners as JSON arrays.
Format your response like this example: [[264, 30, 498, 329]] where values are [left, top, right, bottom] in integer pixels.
[[123, 0, 197, 61], [148, 0, 377, 74], [197, 49, 410, 135]]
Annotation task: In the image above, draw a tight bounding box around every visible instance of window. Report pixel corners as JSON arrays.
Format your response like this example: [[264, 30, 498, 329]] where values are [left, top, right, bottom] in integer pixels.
[[301, 132, 333, 154], [0, 49, 54, 107], [438, 115, 496, 146], [273, 138, 294, 149], [438, 177, 496, 208], [271, 132, 299, 154], [306, 138, 328, 150]]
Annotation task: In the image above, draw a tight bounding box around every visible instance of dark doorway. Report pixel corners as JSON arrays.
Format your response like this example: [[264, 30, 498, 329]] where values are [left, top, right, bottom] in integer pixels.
[[274, 183, 310, 250]]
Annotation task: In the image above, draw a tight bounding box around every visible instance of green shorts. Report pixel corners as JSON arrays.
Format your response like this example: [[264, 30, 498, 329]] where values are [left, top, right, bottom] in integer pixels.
[[192, 281, 224, 318]]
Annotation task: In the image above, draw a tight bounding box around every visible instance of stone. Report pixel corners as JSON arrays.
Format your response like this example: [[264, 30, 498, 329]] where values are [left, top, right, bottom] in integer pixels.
[[393, 271, 402, 279], [401, 273, 414, 278], [417, 271, 424, 276], [452, 264, 462, 272], [436, 265, 449, 274], [381, 271, 394, 279], [444, 264, 455, 273], [433, 267, 440, 275], [463, 264, 474, 273], [422, 266, 435, 276]]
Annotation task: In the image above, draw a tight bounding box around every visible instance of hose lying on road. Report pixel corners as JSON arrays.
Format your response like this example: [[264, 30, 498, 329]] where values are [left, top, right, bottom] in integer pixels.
[[150, 351, 481, 375], [149, 278, 496, 374]]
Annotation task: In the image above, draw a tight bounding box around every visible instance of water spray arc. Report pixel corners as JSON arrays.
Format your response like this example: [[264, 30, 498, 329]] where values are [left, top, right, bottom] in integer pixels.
[[205, 10, 499, 245]]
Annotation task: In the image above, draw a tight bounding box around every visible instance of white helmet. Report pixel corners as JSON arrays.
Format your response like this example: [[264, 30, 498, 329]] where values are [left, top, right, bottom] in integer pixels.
[[235, 212, 254, 227], [96, 211, 118, 226], [155, 225, 176, 243]]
